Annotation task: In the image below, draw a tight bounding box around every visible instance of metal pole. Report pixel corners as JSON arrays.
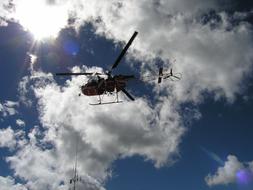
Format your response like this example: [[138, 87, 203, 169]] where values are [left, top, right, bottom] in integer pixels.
[[73, 137, 78, 190]]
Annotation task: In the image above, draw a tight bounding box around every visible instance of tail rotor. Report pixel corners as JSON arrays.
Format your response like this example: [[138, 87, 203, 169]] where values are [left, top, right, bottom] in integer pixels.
[[158, 67, 163, 83]]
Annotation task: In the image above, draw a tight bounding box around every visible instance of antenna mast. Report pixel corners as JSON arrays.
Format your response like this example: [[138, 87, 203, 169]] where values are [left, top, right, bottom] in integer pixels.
[[70, 139, 80, 190]]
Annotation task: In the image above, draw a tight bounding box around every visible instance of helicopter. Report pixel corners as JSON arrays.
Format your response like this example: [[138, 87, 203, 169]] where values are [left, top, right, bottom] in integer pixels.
[[56, 31, 182, 105], [157, 67, 182, 83], [56, 31, 138, 105]]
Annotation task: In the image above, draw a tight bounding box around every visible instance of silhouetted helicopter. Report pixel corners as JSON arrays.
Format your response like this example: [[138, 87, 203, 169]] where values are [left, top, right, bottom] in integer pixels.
[[56, 31, 138, 105], [56, 31, 181, 105], [157, 68, 182, 83]]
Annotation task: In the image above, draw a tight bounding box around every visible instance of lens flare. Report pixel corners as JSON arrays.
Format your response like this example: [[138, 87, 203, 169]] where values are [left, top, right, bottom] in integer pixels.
[[63, 39, 79, 56], [236, 170, 253, 185], [200, 146, 224, 165]]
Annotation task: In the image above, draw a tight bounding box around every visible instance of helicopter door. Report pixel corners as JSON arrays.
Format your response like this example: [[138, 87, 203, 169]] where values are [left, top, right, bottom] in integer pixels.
[[106, 79, 115, 92]]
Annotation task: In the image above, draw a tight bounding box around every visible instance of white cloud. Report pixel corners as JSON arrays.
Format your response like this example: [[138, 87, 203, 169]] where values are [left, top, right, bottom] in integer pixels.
[[16, 119, 25, 127], [0, 101, 19, 118], [4, 69, 185, 190], [0, 19, 8, 27], [249, 161, 253, 171], [0, 176, 27, 190], [7, 128, 68, 190], [6, 125, 107, 190], [35, 70, 185, 166], [0, 127, 16, 149], [205, 155, 253, 186], [0, 0, 13, 26]]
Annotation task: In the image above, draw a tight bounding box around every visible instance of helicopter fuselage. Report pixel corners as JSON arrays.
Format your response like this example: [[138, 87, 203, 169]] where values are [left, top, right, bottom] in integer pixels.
[[81, 75, 134, 96]]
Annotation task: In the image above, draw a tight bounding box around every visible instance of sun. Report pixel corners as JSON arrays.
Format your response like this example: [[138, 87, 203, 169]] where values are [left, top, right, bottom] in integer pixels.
[[14, 0, 69, 40]]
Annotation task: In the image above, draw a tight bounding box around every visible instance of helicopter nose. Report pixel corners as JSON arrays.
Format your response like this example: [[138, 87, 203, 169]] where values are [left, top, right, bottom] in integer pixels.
[[80, 85, 86, 95]]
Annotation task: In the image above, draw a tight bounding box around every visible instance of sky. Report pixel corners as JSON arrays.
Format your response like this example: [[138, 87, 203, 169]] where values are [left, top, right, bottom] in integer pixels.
[[0, 0, 253, 190]]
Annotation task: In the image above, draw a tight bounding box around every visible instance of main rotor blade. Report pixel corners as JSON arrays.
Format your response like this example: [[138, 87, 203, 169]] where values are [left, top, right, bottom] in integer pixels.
[[111, 31, 138, 71], [55, 72, 102, 76], [121, 88, 135, 101]]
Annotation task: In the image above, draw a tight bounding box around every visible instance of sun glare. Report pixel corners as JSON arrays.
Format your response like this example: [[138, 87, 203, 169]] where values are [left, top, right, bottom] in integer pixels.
[[14, 0, 69, 40]]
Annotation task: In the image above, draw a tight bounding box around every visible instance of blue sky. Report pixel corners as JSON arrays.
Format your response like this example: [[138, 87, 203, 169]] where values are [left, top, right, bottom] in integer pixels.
[[0, 1, 253, 190]]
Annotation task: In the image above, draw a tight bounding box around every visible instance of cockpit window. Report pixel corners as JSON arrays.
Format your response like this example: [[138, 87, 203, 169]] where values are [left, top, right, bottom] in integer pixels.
[[88, 76, 98, 83]]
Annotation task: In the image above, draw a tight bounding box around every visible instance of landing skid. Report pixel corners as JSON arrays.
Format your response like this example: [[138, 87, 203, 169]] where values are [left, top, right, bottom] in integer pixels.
[[89, 101, 123, 106], [89, 90, 122, 106]]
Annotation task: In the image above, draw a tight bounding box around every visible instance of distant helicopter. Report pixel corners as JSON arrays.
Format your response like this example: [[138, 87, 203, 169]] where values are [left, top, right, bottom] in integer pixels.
[[157, 67, 182, 83], [56, 31, 181, 105]]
